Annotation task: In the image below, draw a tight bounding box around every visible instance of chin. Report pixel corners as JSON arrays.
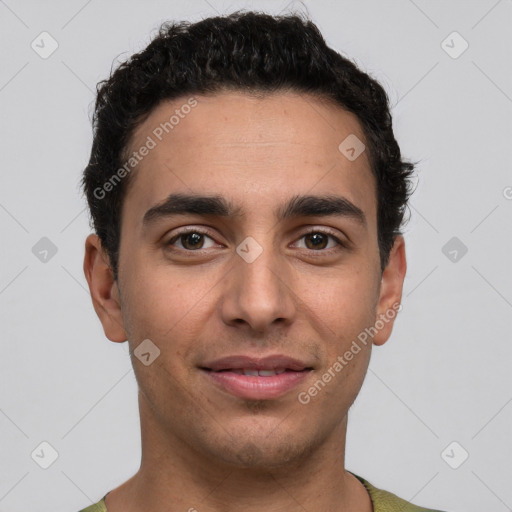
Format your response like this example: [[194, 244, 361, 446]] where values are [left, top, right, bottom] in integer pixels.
[[192, 404, 339, 471], [207, 428, 320, 471]]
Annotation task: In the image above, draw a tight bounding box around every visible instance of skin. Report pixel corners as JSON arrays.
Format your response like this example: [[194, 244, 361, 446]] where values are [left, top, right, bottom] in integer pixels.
[[84, 90, 406, 512]]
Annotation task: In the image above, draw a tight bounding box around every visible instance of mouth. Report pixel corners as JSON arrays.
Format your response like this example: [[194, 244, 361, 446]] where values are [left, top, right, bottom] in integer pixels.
[[199, 355, 314, 400], [208, 368, 298, 376]]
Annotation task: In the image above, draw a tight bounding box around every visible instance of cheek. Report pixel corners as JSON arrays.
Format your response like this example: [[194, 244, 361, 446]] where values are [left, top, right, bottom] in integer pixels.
[[301, 266, 380, 336], [121, 262, 196, 332], [121, 271, 216, 382]]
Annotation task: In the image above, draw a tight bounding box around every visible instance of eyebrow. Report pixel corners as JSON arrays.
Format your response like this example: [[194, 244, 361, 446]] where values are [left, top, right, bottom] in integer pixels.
[[142, 193, 366, 227]]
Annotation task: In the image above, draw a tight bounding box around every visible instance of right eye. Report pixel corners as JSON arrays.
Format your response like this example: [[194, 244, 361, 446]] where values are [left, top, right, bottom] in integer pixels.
[[165, 229, 218, 251]]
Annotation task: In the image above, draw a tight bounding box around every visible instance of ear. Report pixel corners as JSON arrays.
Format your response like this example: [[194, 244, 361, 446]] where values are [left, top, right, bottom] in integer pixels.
[[372, 235, 407, 347], [83, 234, 127, 343]]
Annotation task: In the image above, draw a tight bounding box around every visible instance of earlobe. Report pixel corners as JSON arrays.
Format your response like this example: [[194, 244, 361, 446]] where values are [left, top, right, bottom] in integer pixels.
[[83, 234, 127, 343], [372, 235, 407, 347]]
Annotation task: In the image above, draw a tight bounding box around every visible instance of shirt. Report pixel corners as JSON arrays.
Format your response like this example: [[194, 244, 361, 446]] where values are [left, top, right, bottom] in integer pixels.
[[78, 472, 446, 511]]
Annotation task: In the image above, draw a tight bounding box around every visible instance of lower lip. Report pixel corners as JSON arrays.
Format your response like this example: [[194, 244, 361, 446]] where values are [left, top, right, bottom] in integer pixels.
[[202, 369, 312, 400]]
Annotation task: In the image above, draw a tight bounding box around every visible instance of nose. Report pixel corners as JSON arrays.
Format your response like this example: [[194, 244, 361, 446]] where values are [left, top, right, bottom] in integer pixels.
[[219, 241, 297, 334]]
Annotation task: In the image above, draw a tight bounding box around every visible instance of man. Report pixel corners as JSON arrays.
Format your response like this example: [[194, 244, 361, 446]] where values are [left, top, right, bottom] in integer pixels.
[[80, 11, 448, 512]]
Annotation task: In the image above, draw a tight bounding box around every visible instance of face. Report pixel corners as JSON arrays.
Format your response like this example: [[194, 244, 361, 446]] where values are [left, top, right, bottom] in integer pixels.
[[84, 91, 406, 469]]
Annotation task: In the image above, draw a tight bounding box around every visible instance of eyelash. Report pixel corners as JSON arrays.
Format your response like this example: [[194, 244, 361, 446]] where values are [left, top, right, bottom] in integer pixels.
[[165, 228, 347, 253]]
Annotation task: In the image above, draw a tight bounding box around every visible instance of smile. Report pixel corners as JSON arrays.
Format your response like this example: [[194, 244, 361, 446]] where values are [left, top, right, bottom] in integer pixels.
[[216, 368, 287, 376], [201, 367, 312, 400]]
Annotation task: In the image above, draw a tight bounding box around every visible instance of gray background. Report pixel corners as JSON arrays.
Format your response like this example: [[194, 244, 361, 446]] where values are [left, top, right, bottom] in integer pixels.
[[0, 0, 511, 511]]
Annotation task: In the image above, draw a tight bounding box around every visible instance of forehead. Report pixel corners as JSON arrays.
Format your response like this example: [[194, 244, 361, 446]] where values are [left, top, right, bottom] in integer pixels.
[[122, 91, 375, 226]]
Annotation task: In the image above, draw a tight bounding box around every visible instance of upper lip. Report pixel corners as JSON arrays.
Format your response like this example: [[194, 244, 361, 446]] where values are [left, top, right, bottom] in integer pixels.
[[201, 355, 313, 372]]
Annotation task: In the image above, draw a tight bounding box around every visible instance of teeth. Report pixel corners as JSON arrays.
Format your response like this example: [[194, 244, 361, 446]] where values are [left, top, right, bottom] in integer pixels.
[[243, 369, 260, 376], [240, 369, 287, 376]]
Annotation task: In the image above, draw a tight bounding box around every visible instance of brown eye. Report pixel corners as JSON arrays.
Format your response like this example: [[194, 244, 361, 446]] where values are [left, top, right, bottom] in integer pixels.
[[304, 233, 329, 250], [180, 232, 204, 250], [167, 230, 216, 251], [295, 230, 344, 251]]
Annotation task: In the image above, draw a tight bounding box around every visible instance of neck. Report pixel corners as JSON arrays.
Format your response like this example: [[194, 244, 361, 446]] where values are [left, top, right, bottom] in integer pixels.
[[105, 395, 372, 512]]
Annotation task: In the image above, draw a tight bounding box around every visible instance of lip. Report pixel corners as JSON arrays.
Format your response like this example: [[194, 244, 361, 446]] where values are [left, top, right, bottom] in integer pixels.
[[199, 354, 313, 400], [201, 354, 312, 372]]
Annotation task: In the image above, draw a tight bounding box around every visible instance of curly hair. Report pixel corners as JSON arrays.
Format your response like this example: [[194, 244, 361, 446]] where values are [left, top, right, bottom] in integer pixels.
[[81, 11, 415, 282]]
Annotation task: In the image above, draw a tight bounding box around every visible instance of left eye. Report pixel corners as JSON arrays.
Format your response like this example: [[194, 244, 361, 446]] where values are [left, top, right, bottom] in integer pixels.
[[294, 231, 342, 251]]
